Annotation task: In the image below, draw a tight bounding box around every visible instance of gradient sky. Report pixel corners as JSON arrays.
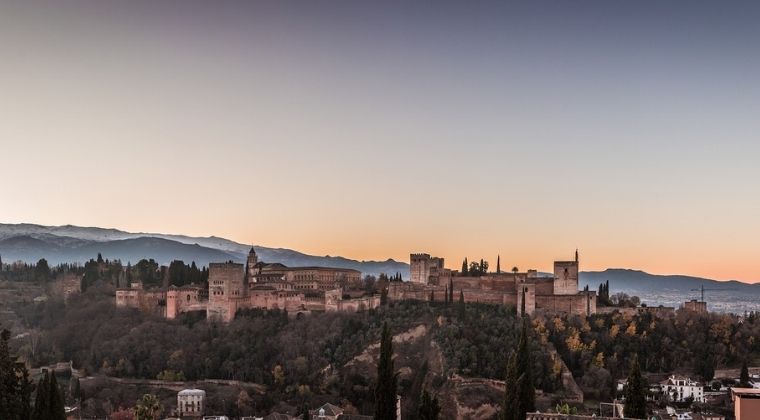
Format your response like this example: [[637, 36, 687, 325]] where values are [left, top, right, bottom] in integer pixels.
[[1, 1, 759, 281]]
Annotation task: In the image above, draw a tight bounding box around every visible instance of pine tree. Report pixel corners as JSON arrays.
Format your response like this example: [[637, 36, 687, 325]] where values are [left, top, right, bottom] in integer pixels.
[[740, 360, 751, 387], [462, 258, 468, 276], [624, 356, 647, 419], [374, 322, 397, 420], [418, 390, 440, 420]]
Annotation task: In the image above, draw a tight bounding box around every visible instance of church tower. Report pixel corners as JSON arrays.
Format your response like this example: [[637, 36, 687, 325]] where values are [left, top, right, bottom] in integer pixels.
[[246, 247, 258, 283]]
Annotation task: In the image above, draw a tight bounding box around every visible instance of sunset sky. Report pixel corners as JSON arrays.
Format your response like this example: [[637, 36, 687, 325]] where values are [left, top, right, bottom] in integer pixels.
[[1, 1, 759, 281]]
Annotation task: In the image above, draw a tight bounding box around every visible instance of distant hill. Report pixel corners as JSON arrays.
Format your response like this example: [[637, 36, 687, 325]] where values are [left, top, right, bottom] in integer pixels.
[[579, 268, 760, 294], [0, 223, 409, 277]]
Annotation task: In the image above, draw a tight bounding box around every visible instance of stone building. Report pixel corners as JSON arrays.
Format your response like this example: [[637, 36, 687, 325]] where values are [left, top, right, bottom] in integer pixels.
[[115, 282, 166, 315], [390, 250, 596, 317], [177, 389, 205, 418], [166, 285, 208, 319], [410, 253, 444, 284]]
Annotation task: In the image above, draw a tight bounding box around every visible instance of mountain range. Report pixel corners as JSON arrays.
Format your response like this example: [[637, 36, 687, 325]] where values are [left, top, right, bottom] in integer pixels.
[[1, 224, 758, 300], [0, 223, 408, 277]]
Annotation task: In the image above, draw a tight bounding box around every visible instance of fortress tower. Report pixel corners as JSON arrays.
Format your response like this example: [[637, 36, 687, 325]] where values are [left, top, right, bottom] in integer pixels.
[[553, 250, 579, 295], [207, 262, 246, 322], [410, 253, 444, 284], [246, 247, 258, 283]]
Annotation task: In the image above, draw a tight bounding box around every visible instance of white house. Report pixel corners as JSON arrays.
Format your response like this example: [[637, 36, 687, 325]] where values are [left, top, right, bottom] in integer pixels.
[[660, 375, 705, 403], [178, 389, 206, 417]]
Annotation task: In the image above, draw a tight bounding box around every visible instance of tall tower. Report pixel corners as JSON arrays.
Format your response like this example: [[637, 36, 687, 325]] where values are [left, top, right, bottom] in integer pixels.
[[246, 247, 258, 283], [553, 251, 579, 295]]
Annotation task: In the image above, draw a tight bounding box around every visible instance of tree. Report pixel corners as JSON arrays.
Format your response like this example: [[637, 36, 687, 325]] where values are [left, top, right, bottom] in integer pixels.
[[501, 352, 519, 420], [380, 287, 389, 306], [418, 390, 440, 420], [740, 360, 751, 387], [515, 319, 535, 416], [301, 403, 311, 420], [0, 325, 34, 419], [457, 290, 466, 320], [502, 320, 534, 420], [48, 372, 65, 420], [374, 322, 397, 420], [623, 356, 647, 419], [35, 258, 51, 282], [520, 287, 526, 317], [496, 255, 501, 274], [32, 370, 65, 420], [461, 258, 468, 276], [135, 394, 163, 420], [448, 278, 454, 304]]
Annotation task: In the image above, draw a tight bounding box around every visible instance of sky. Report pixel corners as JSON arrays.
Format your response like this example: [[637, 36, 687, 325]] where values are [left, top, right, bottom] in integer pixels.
[[1, 1, 759, 281]]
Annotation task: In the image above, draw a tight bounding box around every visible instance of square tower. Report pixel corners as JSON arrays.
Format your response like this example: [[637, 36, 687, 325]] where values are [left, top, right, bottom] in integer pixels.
[[553, 251, 579, 295], [410, 253, 444, 284]]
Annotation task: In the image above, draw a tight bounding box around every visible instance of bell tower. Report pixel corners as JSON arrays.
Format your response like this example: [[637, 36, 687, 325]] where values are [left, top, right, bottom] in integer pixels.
[[246, 247, 258, 283]]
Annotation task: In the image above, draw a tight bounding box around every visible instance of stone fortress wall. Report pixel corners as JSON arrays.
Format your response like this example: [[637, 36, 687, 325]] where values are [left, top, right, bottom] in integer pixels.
[[390, 250, 596, 317]]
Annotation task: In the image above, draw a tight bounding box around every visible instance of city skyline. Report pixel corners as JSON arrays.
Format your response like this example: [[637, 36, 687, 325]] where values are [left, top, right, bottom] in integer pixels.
[[2, 1, 759, 281]]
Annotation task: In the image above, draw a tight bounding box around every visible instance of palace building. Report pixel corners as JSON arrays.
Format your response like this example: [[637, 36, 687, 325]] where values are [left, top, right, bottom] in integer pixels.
[[116, 248, 378, 322]]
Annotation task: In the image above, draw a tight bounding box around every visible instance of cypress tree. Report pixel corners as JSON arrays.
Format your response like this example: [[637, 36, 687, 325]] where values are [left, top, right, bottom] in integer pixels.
[[448, 278, 454, 304], [444, 285, 449, 305], [418, 390, 440, 420], [520, 287, 526, 317], [1, 328, 20, 419], [374, 322, 397, 420], [19, 364, 34, 420], [429, 290, 434, 303], [624, 356, 647, 419], [461, 258, 468, 276], [301, 403, 310, 420], [48, 373, 65, 420], [496, 255, 501, 274], [740, 360, 750, 387], [501, 352, 518, 420], [457, 290, 465, 320], [515, 319, 535, 416], [32, 372, 50, 420]]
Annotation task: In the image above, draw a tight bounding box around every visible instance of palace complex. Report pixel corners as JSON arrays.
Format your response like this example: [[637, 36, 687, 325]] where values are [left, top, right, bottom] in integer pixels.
[[389, 250, 597, 316], [116, 248, 601, 321], [116, 248, 378, 322]]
